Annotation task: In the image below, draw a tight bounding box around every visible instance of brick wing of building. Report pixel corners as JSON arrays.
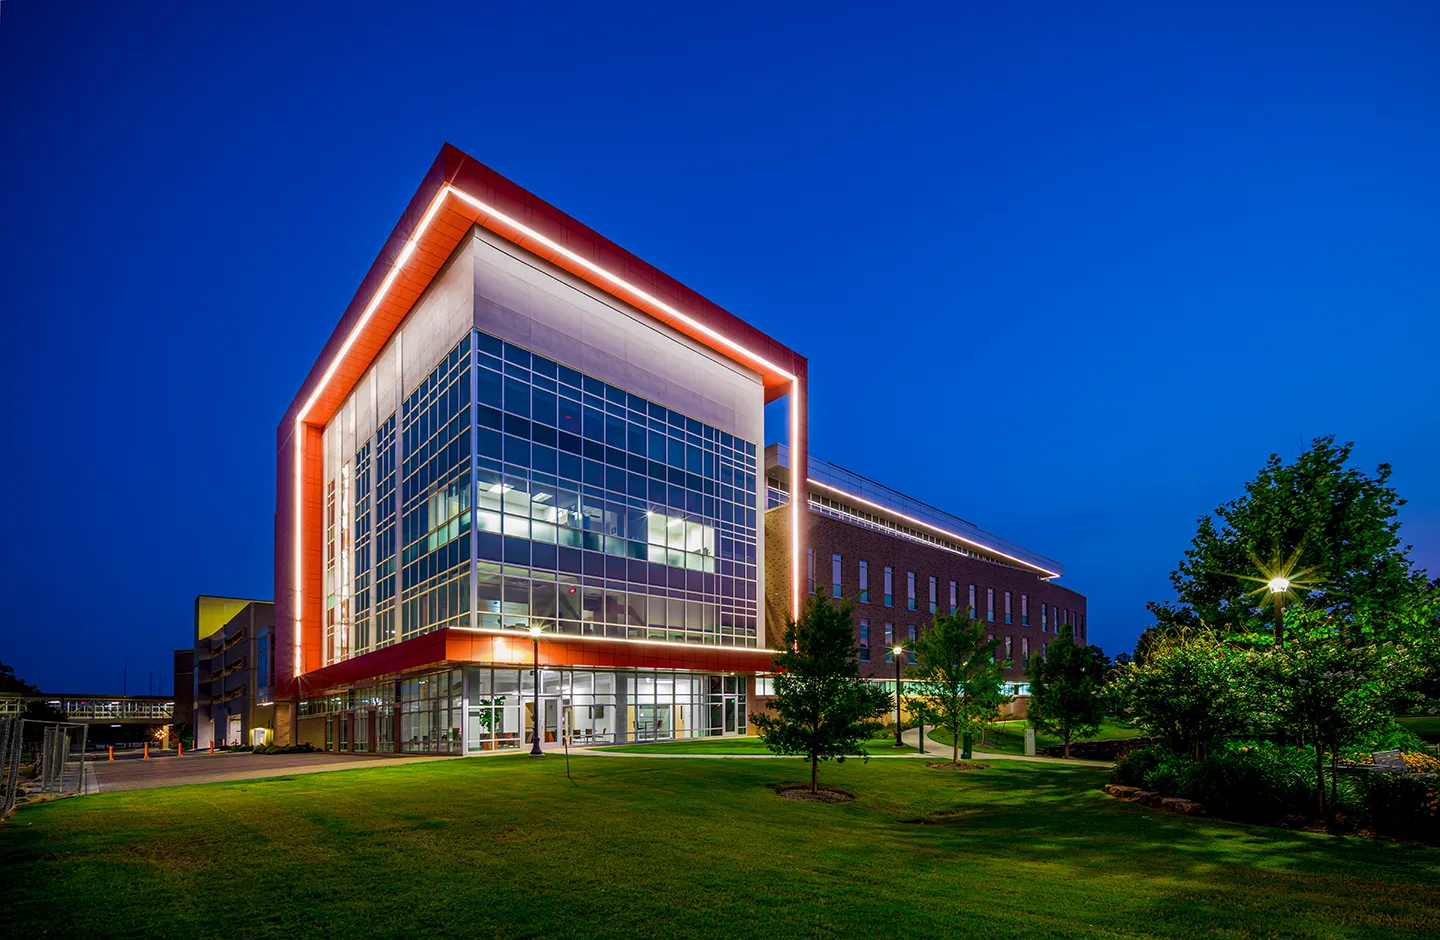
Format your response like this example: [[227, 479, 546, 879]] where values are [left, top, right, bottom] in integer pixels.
[[763, 445, 1086, 695]]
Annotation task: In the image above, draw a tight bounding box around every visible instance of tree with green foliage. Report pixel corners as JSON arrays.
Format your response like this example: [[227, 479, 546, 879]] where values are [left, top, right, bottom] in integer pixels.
[[0, 660, 40, 694], [1026, 624, 1108, 758], [1109, 630, 1259, 760], [751, 595, 892, 792], [1266, 607, 1423, 822], [907, 613, 1009, 765], [1147, 436, 1430, 647]]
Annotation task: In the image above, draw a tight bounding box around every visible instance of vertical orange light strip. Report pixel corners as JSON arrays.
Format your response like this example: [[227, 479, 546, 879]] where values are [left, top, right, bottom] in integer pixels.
[[790, 378, 802, 622]]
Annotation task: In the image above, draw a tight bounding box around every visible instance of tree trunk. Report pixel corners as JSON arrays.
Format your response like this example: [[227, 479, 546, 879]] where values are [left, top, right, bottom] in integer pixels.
[[811, 755, 818, 793], [1314, 746, 1327, 823], [1063, 735, 1071, 759], [1329, 750, 1338, 818], [952, 724, 959, 765]]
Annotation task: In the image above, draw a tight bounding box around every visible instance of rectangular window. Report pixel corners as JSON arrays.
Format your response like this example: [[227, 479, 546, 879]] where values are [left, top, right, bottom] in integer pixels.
[[859, 561, 869, 604], [1042, 603, 1048, 632], [807, 548, 815, 595], [884, 567, 894, 607], [907, 625, 917, 664], [832, 553, 842, 599], [968, 584, 977, 618], [1004, 591, 1012, 625], [1021, 594, 1029, 626], [884, 623, 895, 662], [906, 571, 916, 611], [986, 588, 995, 622], [1022, 636, 1030, 667], [928, 577, 938, 614], [859, 620, 870, 662], [1004, 636, 1013, 662], [949, 580, 957, 616]]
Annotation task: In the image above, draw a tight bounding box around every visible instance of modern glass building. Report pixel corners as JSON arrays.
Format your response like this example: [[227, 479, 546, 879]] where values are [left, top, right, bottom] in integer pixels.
[[275, 144, 809, 753]]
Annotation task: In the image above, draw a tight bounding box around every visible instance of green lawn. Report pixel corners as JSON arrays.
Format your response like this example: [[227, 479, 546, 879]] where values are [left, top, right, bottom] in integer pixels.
[[1398, 715, 1440, 743], [4, 756, 1439, 937], [603, 730, 912, 755], [602, 735, 776, 754], [930, 717, 1145, 756]]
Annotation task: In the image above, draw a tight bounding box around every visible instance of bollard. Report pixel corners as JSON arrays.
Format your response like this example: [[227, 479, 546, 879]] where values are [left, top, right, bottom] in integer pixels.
[[210, 740, 215, 754], [108, 745, 114, 761], [178, 741, 183, 757], [143, 743, 149, 760]]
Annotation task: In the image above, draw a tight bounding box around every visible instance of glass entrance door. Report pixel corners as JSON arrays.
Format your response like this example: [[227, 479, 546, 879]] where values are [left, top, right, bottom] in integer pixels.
[[543, 698, 559, 743], [636, 704, 672, 740]]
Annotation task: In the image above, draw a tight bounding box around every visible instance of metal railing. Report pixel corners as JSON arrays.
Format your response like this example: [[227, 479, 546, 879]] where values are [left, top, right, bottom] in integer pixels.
[[0, 694, 173, 722]]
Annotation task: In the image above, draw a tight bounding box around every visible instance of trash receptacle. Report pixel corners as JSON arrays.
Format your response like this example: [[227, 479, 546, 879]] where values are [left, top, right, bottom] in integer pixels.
[[961, 733, 972, 760]]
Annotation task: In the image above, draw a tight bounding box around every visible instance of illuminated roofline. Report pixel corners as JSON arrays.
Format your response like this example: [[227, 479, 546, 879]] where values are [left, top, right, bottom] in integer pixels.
[[292, 183, 804, 677], [805, 478, 1062, 579]]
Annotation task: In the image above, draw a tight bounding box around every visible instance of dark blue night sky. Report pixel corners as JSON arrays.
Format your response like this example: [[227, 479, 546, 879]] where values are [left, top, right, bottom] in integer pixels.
[[2, 2, 1437, 692]]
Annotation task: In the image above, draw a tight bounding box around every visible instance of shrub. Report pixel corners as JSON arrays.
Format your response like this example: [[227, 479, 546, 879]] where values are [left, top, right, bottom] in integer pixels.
[[1341, 721, 1427, 760], [1111, 747, 1163, 787], [1146, 750, 1194, 795], [1181, 742, 1317, 822], [252, 742, 318, 756], [1352, 772, 1440, 843]]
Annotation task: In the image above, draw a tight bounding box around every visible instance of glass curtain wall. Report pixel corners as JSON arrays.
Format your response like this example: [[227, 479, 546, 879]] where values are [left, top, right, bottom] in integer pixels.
[[472, 329, 759, 648], [332, 330, 760, 670]]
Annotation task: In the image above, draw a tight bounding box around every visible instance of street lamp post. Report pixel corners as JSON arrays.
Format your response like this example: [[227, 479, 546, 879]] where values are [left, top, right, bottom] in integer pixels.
[[528, 625, 545, 758], [893, 645, 905, 747], [1267, 576, 1290, 649]]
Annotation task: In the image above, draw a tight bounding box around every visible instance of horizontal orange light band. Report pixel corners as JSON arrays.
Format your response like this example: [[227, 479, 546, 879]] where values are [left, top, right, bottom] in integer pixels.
[[451, 626, 777, 656]]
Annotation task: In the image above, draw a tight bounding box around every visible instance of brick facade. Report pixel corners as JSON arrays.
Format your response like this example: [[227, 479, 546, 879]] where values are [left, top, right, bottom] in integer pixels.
[[764, 506, 1087, 682]]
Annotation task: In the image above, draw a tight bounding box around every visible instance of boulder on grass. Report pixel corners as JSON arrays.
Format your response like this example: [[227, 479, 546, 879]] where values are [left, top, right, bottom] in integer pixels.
[[1161, 797, 1206, 816], [1105, 785, 1139, 798]]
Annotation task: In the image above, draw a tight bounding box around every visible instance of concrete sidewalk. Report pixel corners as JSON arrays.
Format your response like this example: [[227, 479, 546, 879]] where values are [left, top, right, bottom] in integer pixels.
[[89, 751, 456, 792], [575, 730, 1111, 766]]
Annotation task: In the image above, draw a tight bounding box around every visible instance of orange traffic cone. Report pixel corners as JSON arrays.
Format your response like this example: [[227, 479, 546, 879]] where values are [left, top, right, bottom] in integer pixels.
[[178, 741, 183, 757], [143, 743, 149, 760], [210, 740, 215, 754], [108, 746, 114, 761]]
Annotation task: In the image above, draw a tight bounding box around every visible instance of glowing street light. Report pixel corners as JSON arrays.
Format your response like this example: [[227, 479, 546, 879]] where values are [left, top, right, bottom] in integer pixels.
[[1232, 547, 1323, 649], [528, 624, 545, 758]]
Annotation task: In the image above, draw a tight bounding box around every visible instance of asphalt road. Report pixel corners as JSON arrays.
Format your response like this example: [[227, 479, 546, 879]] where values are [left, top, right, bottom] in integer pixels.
[[88, 750, 455, 792]]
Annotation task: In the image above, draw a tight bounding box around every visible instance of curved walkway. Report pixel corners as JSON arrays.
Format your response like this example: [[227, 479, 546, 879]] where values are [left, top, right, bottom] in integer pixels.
[[575, 730, 1111, 767]]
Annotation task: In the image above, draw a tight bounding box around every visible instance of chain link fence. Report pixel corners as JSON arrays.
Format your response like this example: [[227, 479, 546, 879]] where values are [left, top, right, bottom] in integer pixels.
[[0, 717, 90, 817]]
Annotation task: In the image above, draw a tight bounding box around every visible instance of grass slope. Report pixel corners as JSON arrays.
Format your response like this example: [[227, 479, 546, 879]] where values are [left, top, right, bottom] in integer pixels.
[[1398, 716, 1440, 743], [3, 757, 1438, 938]]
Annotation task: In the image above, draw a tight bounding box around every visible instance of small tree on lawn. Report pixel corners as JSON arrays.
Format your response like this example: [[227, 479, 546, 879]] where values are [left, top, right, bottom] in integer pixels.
[[908, 613, 1009, 765], [751, 595, 893, 793], [1026, 624, 1107, 758], [1266, 607, 1422, 822], [1109, 629, 1257, 761]]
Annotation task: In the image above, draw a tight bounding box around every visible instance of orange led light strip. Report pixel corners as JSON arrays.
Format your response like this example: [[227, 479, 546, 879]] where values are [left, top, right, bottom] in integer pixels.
[[293, 184, 805, 677], [805, 478, 1062, 579], [453, 626, 779, 656]]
